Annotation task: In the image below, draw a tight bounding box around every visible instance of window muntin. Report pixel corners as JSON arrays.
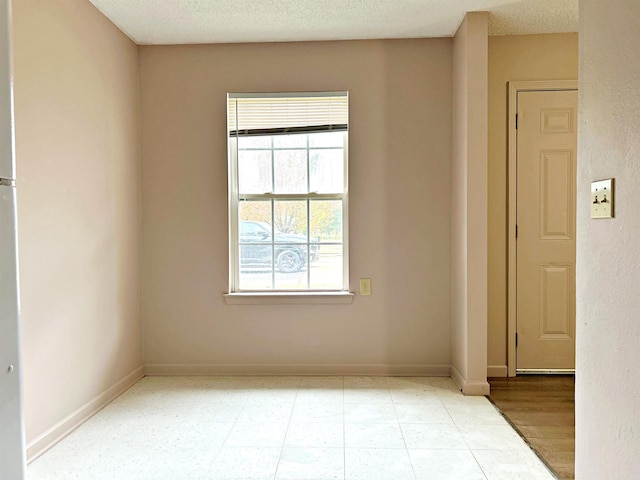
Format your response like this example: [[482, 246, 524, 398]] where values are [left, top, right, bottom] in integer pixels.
[[228, 92, 348, 292]]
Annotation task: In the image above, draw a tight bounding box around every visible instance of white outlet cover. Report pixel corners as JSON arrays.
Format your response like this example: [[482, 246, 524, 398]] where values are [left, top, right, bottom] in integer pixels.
[[591, 178, 614, 219]]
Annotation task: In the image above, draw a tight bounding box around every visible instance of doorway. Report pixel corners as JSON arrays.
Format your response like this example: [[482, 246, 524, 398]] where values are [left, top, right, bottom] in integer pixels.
[[507, 80, 578, 376], [488, 375, 575, 479]]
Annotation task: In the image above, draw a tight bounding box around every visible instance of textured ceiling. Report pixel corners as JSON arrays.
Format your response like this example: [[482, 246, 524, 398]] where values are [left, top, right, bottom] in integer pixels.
[[88, 0, 578, 45]]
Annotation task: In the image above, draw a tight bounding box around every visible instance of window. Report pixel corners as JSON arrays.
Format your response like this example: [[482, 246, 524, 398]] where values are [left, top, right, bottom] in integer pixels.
[[227, 92, 349, 293]]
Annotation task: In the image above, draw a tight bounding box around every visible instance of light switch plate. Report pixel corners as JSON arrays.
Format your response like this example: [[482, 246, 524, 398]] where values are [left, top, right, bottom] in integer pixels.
[[591, 178, 614, 218], [359, 278, 371, 296]]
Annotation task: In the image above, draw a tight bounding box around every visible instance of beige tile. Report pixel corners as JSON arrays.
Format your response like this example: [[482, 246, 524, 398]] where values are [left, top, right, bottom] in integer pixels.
[[445, 404, 508, 426], [429, 377, 460, 392], [179, 404, 245, 423], [345, 423, 405, 448], [241, 388, 299, 404], [344, 403, 398, 423], [134, 447, 219, 479], [298, 376, 344, 388], [386, 377, 434, 389], [166, 421, 235, 449], [207, 447, 281, 479], [394, 404, 454, 424], [224, 422, 288, 447], [472, 449, 557, 480], [285, 422, 344, 448], [276, 447, 344, 480], [236, 403, 294, 423], [409, 449, 487, 480], [345, 448, 415, 480], [295, 388, 344, 404], [290, 402, 343, 423], [344, 376, 389, 388], [437, 390, 491, 406], [401, 423, 467, 449], [459, 424, 529, 450], [389, 388, 443, 404], [343, 388, 392, 404]]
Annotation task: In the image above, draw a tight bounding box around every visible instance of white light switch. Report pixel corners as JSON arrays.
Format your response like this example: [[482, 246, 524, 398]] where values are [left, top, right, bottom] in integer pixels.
[[591, 178, 614, 219]]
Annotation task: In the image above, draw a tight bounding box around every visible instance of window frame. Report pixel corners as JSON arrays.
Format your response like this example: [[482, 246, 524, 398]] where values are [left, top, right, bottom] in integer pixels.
[[227, 91, 350, 296]]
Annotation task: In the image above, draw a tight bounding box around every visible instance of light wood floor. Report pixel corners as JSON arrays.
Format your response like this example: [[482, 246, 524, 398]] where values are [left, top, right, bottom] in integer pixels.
[[488, 375, 575, 480]]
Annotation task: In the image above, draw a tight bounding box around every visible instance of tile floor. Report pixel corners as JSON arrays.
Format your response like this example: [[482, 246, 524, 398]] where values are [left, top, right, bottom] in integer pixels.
[[28, 376, 557, 480]]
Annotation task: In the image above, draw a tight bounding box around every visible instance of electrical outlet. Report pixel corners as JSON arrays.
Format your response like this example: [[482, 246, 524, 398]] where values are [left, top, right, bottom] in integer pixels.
[[591, 178, 614, 218], [359, 278, 372, 296]]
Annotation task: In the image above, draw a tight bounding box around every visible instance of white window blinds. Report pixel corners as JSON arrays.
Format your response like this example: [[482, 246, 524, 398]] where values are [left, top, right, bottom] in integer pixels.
[[228, 92, 348, 136]]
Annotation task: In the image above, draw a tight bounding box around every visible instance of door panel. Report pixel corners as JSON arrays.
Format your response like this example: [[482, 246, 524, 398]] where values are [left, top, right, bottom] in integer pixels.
[[539, 264, 573, 339], [516, 89, 578, 371], [539, 150, 573, 239]]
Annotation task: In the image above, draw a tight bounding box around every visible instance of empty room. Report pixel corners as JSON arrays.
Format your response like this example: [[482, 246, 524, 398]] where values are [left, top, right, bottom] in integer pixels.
[[1, 0, 638, 479]]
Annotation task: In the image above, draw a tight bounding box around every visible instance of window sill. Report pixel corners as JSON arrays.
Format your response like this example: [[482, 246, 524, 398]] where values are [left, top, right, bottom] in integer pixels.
[[223, 291, 354, 305]]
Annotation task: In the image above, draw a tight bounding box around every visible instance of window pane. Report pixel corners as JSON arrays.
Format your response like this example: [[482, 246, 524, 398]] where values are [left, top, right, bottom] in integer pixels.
[[238, 150, 271, 194], [274, 134, 307, 148], [309, 149, 344, 193], [238, 136, 271, 149], [310, 245, 343, 289], [239, 200, 272, 233], [274, 267, 309, 289], [274, 244, 307, 276], [239, 201, 273, 290], [239, 245, 273, 290], [308, 131, 343, 148], [274, 200, 307, 239], [310, 200, 342, 243], [274, 150, 307, 193]]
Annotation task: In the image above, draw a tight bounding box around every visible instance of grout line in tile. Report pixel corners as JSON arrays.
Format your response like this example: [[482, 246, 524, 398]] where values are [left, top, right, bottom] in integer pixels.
[[342, 377, 346, 480], [201, 396, 243, 479], [272, 377, 301, 480], [467, 449, 490, 480], [391, 393, 417, 480]]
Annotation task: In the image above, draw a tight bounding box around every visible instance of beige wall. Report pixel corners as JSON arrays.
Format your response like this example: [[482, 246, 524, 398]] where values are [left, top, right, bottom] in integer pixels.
[[487, 33, 578, 374], [140, 39, 453, 373], [576, 0, 640, 477], [13, 0, 143, 449], [451, 12, 489, 394]]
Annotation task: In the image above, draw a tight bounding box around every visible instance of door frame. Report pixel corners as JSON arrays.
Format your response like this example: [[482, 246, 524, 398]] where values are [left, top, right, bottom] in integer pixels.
[[0, 0, 26, 477], [507, 80, 578, 377]]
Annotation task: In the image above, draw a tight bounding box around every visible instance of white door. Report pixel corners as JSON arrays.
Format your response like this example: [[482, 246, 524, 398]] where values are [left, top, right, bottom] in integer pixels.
[[516, 88, 578, 372], [0, 0, 26, 477]]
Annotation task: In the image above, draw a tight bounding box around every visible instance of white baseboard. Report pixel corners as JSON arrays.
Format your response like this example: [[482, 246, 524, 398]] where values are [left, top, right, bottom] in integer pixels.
[[26, 365, 144, 462], [451, 365, 491, 396], [487, 365, 508, 377], [144, 363, 452, 377], [462, 381, 491, 396], [450, 364, 465, 391]]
